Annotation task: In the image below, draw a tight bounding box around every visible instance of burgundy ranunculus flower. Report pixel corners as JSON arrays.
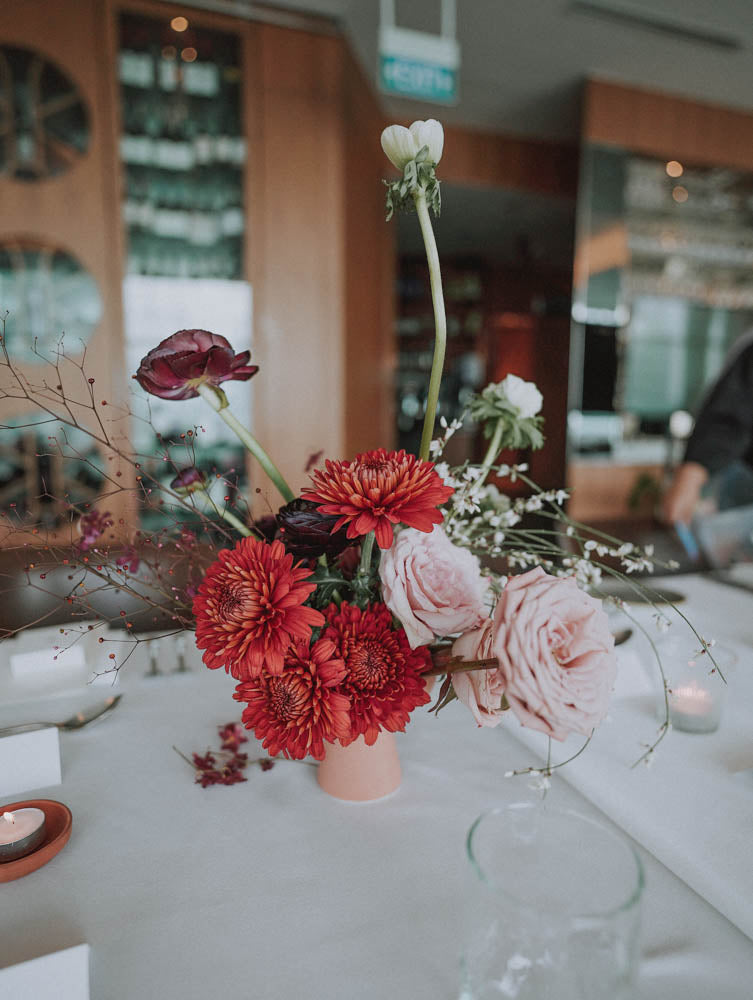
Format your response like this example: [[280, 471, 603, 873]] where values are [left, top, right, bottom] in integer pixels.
[[170, 467, 207, 495], [134, 330, 258, 401], [276, 499, 353, 559]]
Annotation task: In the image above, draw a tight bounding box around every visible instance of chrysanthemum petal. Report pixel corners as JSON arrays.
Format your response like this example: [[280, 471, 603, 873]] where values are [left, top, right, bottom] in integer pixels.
[[301, 449, 453, 549], [323, 601, 431, 746], [234, 639, 352, 760], [192, 536, 323, 680]]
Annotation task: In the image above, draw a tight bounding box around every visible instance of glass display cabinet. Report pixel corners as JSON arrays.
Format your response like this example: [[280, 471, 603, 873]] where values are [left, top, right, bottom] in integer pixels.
[[117, 11, 252, 527]]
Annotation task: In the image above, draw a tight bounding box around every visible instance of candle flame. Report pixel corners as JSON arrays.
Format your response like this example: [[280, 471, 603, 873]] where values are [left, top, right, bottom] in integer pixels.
[[2, 811, 15, 824]]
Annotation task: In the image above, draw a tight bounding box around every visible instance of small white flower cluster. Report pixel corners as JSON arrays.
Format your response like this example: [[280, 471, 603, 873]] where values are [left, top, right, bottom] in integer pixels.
[[507, 550, 556, 572], [429, 416, 463, 461], [435, 443, 679, 620], [563, 537, 662, 576], [496, 462, 528, 481]]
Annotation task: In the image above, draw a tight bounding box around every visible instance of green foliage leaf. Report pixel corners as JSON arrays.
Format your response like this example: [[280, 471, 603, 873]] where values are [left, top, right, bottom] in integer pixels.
[[383, 146, 441, 221], [469, 387, 545, 451]]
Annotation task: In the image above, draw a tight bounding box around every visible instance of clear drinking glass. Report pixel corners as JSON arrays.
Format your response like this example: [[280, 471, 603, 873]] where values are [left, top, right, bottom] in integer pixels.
[[459, 801, 644, 1000]]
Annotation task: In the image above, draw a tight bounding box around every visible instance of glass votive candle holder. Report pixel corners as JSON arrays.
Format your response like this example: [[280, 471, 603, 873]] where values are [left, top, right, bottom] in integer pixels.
[[658, 636, 735, 734], [460, 801, 644, 1000]]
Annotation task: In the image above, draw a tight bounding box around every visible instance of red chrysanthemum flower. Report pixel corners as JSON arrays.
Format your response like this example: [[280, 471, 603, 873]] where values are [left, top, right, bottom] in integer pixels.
[[192, 537, 324, 679], [234, 639, 352, 760], [301, 448, 454, 549], [323, 601, 432, 746]]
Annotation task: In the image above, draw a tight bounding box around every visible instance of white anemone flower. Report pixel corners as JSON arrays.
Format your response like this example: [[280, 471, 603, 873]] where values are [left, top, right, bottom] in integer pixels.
[[409, 119, 444, 165], [498, 373, 543, 419], [381, 119, 444, 170]]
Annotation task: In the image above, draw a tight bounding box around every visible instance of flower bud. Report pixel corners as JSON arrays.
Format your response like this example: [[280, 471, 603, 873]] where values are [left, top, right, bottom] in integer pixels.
[[171, 467, 208, 496]]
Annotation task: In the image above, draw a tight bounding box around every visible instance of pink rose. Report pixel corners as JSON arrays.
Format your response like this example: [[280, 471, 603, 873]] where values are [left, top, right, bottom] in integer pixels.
[[378, 525, 488, 649], [451, 621, 507, 728], [452, 567, 616, 741]]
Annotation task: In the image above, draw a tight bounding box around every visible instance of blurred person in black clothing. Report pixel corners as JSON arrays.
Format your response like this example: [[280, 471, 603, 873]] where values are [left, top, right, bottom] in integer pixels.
[[663, 331, 753, 524]]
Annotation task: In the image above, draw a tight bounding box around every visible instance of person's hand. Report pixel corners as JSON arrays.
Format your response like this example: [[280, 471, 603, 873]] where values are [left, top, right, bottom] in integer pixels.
[[661, 462, 709, 525]]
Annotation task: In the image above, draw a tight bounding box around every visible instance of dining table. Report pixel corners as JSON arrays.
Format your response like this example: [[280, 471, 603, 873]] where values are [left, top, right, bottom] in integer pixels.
[[1, 572, 752, 999]]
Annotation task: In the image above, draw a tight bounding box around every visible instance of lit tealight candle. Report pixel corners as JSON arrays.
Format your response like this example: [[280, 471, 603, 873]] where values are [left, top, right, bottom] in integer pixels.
[[669, 681, 719, 734], [0, 808, 47, 862]]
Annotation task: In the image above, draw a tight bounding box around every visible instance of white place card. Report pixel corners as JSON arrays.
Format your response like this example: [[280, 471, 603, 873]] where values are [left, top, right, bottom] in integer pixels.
[[0, 728, 62, 798], [0, 944, 90, 999]]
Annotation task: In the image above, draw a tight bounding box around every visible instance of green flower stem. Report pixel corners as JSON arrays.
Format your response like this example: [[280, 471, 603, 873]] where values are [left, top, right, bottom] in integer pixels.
[[477, 420, 505, 488], [414, 189, 447, 462], [191, 488, 260, 540], [196, 383, 295, 503], [212, 501, 255, 539], [445, 419, 506, 531], [357, 531, 375, 577]]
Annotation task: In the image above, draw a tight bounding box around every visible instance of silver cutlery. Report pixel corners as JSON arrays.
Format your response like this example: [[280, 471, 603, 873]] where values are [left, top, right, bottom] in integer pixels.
[[0, 695, 122, 738]]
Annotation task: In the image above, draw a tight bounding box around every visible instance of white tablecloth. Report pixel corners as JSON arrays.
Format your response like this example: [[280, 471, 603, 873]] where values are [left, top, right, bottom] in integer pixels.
[[1, 576, 753, 999]]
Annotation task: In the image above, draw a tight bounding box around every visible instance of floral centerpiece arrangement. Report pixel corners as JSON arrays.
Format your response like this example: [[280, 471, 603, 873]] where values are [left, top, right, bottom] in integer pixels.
[[0, 119, 718, 794]]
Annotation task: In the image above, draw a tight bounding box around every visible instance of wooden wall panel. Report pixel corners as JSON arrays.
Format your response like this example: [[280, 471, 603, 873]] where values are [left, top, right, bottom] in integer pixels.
[[342, 42, 395, 456], [584, 78, 753, 171], [0, 0, 129, 536], [0, 0, 125, 387], [438, 124, 578, 198], [250, 25, 347, 501]]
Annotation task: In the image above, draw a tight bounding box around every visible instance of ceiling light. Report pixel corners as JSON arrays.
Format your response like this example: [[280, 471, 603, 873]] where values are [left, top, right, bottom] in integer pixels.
[[666, 160, 683, 178], [171, 16, 189, 32]]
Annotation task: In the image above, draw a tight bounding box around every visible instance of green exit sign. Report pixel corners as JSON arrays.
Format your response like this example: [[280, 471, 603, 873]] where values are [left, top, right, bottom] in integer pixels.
[[380, 53, 457, 104], [378, 20, 460, 106]]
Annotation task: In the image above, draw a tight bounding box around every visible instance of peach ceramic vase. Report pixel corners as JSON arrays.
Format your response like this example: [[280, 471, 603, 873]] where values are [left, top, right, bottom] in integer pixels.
[[317, 731, 402, 802], [316, 676, 436, 802]]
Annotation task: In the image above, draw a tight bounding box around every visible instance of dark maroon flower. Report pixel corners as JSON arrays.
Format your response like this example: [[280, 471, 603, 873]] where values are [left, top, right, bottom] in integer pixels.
[[170, 467, 207, 496], [252, 514, 278, 543], [134, 329, 258, 401], [75, 510, 113, 551], [276, 498, 353, 559]]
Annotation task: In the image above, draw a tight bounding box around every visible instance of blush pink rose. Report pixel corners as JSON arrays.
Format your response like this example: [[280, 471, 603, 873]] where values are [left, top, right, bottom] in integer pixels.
[[452, 566, 616, 741], [451, 621, 507, 728], [378, 525, 488, 649]]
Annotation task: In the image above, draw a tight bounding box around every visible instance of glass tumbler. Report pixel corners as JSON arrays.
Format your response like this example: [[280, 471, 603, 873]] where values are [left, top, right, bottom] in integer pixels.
[[459, 801, 644, 1000]]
